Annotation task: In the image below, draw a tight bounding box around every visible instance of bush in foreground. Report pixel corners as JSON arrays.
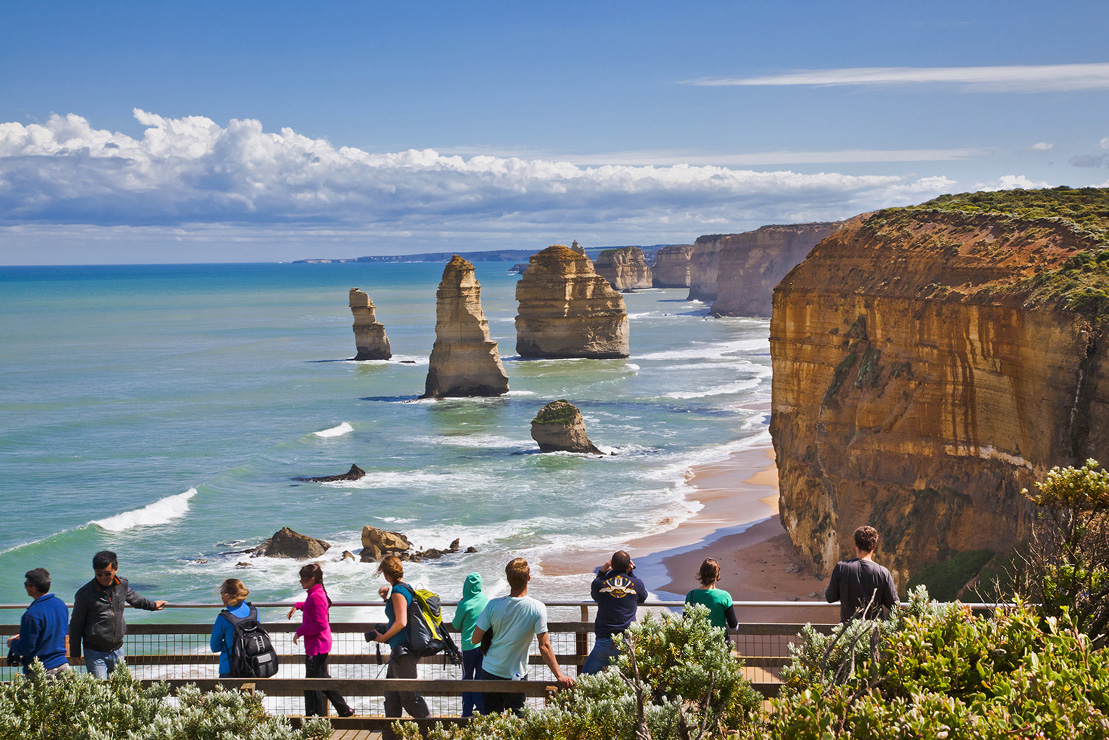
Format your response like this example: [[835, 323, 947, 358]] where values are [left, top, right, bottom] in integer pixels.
[[0, 663, 331, 740]]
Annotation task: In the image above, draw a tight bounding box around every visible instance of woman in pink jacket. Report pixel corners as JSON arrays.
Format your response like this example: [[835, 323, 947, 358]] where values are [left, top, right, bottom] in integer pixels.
[[286, 563, 354, 717]]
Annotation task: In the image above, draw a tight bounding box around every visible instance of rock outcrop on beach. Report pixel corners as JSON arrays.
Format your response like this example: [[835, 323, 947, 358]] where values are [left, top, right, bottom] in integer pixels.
[[360, 526, 412, 562], [292, 464, 365, 483], [530, 399, 603, 454], [515, 245, 630, 358], [422, 256, 509, 398], [595, 246, 653, 291], [710, 222, 845, 317], [253, 527, 331, 559], [770, 188, 1109, 588], [652, 245, 694, 287], [349, 288, 392, 360]]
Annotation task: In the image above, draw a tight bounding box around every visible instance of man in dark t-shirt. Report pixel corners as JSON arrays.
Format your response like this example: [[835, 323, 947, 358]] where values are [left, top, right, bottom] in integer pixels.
[[826, 525, 898, 622]]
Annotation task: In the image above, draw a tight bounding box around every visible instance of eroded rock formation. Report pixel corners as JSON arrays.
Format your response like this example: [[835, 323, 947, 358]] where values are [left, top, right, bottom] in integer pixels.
[[531, 399, 603, 454], [360, 526, 412, 562], [349, 288, 392, 360], [770, 191, 1109, 589], [595, 246, 652, 291], [687, 235, 724, 301], [253, 527, 330, 559], [652, 245, 694, 287], [710, 222, 844, 317], [423, 256, 509, 398], [292, 464, 365, 483], [515, 245, 630, 358]]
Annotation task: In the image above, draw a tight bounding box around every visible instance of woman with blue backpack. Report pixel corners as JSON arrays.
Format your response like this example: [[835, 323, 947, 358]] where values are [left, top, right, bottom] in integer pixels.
[[370, 556, 430, 740], [210, 578, 252, 678]]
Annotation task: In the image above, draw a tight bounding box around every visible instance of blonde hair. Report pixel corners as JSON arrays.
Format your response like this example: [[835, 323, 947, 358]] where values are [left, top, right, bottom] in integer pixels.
[[506, 557, 530, 591], [221, 578, 249, 606], [377, 555, 404, 583]]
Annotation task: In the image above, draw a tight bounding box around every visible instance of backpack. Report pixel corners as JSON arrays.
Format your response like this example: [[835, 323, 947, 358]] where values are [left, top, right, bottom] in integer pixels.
[[394, 583, 461, 664], [221, 604, 279, 678]]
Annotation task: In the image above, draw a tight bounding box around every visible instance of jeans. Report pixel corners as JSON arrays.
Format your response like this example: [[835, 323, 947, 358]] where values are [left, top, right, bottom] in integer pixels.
[[382, 650, 429, 740], [84, 646, 125, 679], [481, 669, 526, 717], [305, 653, 352, 717], [461, 647, 484, 717], [581, 635, 620, 675]]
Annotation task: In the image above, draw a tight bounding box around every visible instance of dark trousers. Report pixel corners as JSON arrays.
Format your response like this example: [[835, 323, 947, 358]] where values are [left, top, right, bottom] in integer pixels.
[[461, 647, 484, 717], [383, 650, 429, 740], [481, 668, 526, 717], [304, 653, 351, 717]]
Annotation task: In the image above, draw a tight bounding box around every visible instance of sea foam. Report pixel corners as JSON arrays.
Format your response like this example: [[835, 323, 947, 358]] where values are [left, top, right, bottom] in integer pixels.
[[314, 421, 354, 438], [92, 489, 197, 532]]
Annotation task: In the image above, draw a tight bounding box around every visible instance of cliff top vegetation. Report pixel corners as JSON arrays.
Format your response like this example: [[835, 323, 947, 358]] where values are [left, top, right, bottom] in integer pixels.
[[532, 399, 580, 424], [907, 186, 1109, 238]]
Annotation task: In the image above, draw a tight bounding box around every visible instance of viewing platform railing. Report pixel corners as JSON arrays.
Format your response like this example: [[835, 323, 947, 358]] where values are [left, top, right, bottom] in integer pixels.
[[1, 600, 985, 733]]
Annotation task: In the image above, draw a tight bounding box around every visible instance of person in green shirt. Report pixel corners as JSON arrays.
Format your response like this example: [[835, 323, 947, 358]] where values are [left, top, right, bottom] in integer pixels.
[[451, 572, 488, 717], [684, 558, 738, 638]]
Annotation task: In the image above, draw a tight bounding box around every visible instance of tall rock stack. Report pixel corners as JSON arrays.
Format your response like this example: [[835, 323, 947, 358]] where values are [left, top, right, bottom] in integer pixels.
[[594, 246, 653, 291], [686, 235, 725, 301], [349, 288, 392, 360], [652, 245, 694, 287], [515, 245, 630, 358], [710, 222, 845, 317], [422, 256, 509, 398]]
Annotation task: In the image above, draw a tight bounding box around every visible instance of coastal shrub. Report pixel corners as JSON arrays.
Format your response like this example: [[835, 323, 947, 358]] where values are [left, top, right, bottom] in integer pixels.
[[0, 662, 330, 740], [396, 605, 762, 740], [764, 587, 1109, 738], [905, 548, 994, 601], [533, 400, 580, 425]]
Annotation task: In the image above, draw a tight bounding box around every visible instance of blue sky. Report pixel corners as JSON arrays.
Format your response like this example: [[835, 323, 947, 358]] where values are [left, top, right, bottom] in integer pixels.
[[2, 0, 1108, 264]]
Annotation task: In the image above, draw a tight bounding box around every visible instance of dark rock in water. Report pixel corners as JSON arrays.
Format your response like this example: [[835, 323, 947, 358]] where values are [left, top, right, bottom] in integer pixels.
[[531, 400, 604, 454], [235, 561, 254, 569], [421, 548, 443, 560], [360, 525, 412, 562], [465, 546, 477, 553], [400, 360, 417, 364], [293, 464, 366, 483], [448, 538, 460, 553], [252, 527, 331, 559], [341, 550, 356, 561]]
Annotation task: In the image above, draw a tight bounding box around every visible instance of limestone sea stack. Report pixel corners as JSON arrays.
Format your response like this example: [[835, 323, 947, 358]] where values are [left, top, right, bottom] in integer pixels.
[[531, 400, 602, 454], [349, 288, 392, 360], [710, 222, 845, 317], [770, 188, 1109, 589], [652, 245, 694, 287], [594, 246, 653, 291], [422, 256, 509, 398], [515, 245, 630, 358]]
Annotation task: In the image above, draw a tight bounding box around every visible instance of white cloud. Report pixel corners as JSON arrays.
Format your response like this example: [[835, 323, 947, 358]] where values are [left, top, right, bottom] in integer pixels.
[[443, 147, 986, 166], [1032, 142, 1055, 151], [684, 63, 1109, 93], [1101, 137, 1109, 150], [976, 174, 1051, 191]]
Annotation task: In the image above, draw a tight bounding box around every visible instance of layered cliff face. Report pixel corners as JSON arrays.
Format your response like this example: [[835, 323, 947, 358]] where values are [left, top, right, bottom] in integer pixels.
[[770, 189, 1109, 588], [515, 245, 630, 358], [653, 245, 694, 287], [710, 222, 844, 317], [349, 288, 392, 360], [423, 256, 509, 398], [595, 246, 653, 291], [687, 235, 724, 301]]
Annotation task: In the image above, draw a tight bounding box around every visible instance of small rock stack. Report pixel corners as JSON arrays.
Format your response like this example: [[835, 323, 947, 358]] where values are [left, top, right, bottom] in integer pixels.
[[349, 288, 392, 360], [531, 399, 603, 454]]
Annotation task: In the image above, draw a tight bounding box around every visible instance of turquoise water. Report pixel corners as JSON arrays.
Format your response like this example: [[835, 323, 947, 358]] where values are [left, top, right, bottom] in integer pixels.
[[0, 262, 771, 615]]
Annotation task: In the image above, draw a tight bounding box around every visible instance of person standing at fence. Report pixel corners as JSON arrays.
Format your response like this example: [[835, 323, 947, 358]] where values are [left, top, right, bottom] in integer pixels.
[[68, 550, 166, 678], [287, 564, 355, 718], [471, 557, 574, 717], [582, 550, 647, 675], [7, 568, 69, 677], [825, 525, 898, 622], [370, 555, 429, 739], [684, 558, 738, 637], [451, 571, 488, 717], [211, 578, 252, 678]]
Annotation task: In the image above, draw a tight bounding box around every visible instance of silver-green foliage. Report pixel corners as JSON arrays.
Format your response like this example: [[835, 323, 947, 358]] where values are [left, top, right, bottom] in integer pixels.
[[0, 662, 331, 740]]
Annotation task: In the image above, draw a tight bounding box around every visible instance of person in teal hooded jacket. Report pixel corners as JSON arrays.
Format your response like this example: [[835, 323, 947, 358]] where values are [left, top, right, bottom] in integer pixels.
[[451, 572, 488, 717]]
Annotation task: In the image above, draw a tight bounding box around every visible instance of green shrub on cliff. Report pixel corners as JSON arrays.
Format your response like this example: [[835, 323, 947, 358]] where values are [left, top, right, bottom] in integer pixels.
[[0, 663, 330, 740], [908, 186, 1109, 237], [533, 400, 580, 425]]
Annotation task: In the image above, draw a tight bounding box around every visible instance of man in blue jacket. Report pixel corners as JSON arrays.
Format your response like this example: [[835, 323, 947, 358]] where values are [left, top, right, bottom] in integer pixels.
[[582, 550, 648, 674], [7, 568, 69, 676]]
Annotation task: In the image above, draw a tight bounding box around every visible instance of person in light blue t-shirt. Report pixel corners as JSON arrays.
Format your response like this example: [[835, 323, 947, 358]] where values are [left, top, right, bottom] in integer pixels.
[[472, 558, 574, 717]]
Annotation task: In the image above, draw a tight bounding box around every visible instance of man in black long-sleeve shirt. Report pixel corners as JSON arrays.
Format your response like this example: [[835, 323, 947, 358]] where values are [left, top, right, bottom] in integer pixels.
[[826, 526, 898, 622], [582, 550, 647, 675]]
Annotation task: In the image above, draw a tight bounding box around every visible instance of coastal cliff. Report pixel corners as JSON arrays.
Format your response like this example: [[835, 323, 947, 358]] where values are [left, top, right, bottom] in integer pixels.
[[652, 245, 694, 287], [349, 288, 392, 360], [595, 246, 652, 291], [515, 245, 630, 358], [710, 222, 844, 317], [687, 235, 724, 301], [423, 256, 509, 398], [770, 188, 1109, 588]]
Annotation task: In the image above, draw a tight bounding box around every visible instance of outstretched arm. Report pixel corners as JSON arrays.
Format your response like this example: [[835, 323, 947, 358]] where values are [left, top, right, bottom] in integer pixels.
[[537, 632, 574, 689]]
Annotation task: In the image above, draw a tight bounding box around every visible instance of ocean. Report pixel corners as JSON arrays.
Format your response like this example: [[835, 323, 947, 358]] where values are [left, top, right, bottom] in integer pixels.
[[0, 261, 772, 620]]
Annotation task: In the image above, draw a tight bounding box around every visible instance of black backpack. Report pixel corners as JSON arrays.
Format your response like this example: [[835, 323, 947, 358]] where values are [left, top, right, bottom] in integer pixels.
[[393, 583, 461, 665], [222, 604, 279, 678]]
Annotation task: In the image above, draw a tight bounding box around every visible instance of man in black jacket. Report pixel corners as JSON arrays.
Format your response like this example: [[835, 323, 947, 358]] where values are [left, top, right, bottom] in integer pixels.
[[68, 550, 166, 677], [581, 550, 647, 675], [826, 526, 898, 623]]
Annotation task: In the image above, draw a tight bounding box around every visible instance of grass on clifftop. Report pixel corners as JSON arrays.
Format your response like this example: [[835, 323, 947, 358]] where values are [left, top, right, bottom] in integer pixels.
[[907, 186, 1109, 238], [533, 400, 580, 424]]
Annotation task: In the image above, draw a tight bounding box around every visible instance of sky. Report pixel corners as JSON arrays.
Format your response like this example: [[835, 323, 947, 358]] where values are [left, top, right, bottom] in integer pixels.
[[1, 0, 1108, 265]]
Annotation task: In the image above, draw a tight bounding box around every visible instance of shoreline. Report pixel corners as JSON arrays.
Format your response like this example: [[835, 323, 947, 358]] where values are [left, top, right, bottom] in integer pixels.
[[539, 439, 835, 624]]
